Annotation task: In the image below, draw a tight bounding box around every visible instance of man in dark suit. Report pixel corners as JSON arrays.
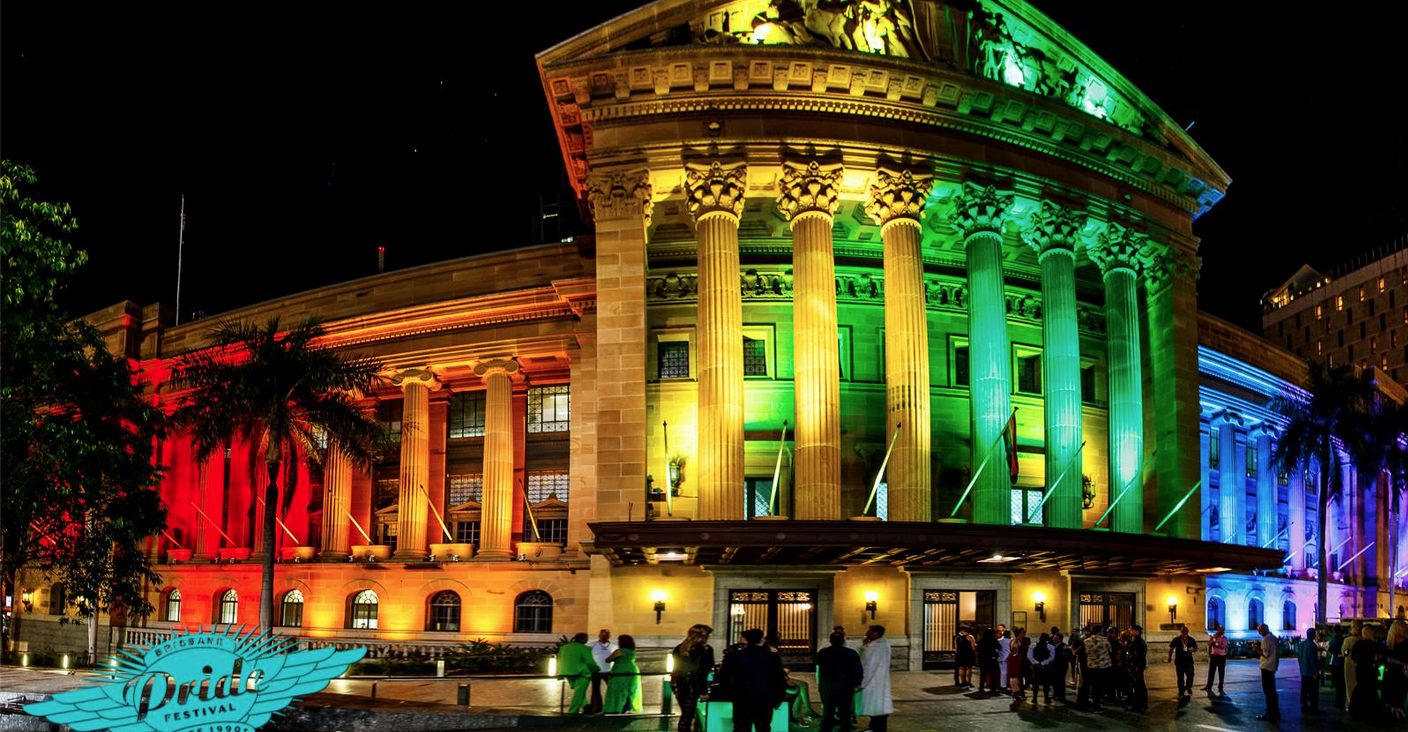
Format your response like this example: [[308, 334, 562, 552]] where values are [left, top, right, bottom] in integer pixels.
[[817, 631, 863, 732], [717, 628, 789, 732]]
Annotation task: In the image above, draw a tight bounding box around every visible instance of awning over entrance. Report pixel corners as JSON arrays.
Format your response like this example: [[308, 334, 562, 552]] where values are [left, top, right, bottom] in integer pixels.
[[587, 520, 1285, 575]]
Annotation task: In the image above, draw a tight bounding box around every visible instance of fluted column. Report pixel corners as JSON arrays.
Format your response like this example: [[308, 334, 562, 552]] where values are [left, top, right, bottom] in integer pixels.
[[1023, 201, 1085, 529], [1087, 224, 1148, 533], [949, 184, 1015, 525], [1254, 425, 1277, 549], [193, 454, 226, 560], [1289, 463, 1307, 573], [1215, 411, 1242, 545], [476, 359, 519, 559], [866, 168, 934, 521], [687, 161, 747, 520], [1145, 244, 1204, 540], [777, 161, 843, 520], [393, 368, 438, 560], [321, 444, 353, 559]]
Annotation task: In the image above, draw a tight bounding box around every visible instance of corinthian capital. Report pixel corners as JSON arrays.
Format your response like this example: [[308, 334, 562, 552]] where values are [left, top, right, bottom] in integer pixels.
[[865, 168, 934, 228], [947, 183, 1014, 239], [587, 169, 654, 226], [1022, 200, 1086, 260], [1144, 245, 1201, 293], [685, 161, 747, 222], [776, 160, 843, 222], [1087, 223, 1148, 276]]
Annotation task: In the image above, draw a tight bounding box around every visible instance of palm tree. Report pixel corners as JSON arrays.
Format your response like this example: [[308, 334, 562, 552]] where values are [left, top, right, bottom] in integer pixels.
[[171, 318, 385, 630], [1343, 382, 1408, 620], [1271, 359, 1371, 625]]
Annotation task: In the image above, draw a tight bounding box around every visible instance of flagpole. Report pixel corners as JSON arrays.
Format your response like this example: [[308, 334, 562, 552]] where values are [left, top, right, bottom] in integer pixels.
[[1028, 441, 1086, 522], [662, 420, 673, 517], [768, 421, 788, 516], [949, 408, 1018, 518], [175, 195, 185, 325], [863, 422, 902, 516]]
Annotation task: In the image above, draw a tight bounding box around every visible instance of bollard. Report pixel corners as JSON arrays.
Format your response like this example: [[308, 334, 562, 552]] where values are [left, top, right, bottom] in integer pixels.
[[661, 678, 673, 716], [371, 681, 377, 699], [458, 683, 471, 707]]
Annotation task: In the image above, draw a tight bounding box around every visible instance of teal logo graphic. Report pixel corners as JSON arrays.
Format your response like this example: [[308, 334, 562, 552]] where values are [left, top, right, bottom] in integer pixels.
[[28, 626, 365, 732]]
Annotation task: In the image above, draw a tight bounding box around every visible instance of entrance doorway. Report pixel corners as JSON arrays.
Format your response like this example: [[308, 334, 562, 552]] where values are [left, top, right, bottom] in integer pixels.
[[922, 590, 995, 669], [1077, 592, 1136, 630], [727, 589, 816, 669]]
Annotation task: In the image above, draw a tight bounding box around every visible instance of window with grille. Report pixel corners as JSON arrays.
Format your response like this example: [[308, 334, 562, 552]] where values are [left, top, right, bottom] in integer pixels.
[[743, 337, 768, 376], [428, 591, 461, 632], [526, 470, 569, 503], [218, 590, 239, 625], [455, 521, 481, 544], [1246, 444, 1258, 478], [745, 477, 774, 519], [164, 589, 181, 623], [953, 343, 970, 387], [1010, 488, 1044, 525], [375, 478, 399, 510], [350, 590, 379, 629], [526, 518, 567, 544], [448, 392, 486, 438], [659, 341, 690, 379], [514, 590, 553, 633], [378, 401, 403, 443], [1015, 350, 1041, 395], [447, 474, 483, 506], [528, 386, 570, 433], [1209, 427, 1220, 469], [281, 590, 304, 628]]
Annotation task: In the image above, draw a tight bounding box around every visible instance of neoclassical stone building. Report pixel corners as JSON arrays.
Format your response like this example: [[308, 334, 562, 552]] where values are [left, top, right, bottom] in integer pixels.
[[28, 0, 1403, 667]]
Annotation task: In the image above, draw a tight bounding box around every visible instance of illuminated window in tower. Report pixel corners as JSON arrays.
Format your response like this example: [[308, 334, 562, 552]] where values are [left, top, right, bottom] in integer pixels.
[[1336, 295, 1344, 311], [1317, 339, 1323, 355], [1359, 286, 1366, 301], [448, 391, 486, 439], [1316, 304, 1323, 319], [349, 590, 379, 629], [527, 385, 571, 433], [743, 336, 768, 376], [659, 340, 690, 379], [1380, 277, 1386, 293], [447, 473, 483, 506]]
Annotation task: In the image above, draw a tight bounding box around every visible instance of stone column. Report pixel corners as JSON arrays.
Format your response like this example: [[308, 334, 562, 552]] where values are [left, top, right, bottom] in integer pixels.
[[1215, 411, 1242, 545], [686, 161, 747, 520], [193, 454, 226, 560], [476, 359, 519, 559], [393, 368, 438, 561], [321, 444, 353, 560], [866, 168, 934, 522], [948, 184, 1015, 525], [777, 161, 844, 520], [1022, 201, 1085, 529], [1146, 244, 1204, 540], [1087, 224, 1147, 534], [1289, 464, 1307, 574], [1254, 425, 1277, 549]]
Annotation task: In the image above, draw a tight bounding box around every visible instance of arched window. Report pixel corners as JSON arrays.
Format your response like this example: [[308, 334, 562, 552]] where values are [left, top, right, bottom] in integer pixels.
[[427, 591, 461, 632], [1207, 597, 1225, 631], [349, 590, 378, 629], [514, 590, 553, 633], [281, 590, 304, 628], [218, 589, 238, 624], [164, 589, 182, 622], [1248, 598, 1263, 630], [1282, 599, 1296, 631]]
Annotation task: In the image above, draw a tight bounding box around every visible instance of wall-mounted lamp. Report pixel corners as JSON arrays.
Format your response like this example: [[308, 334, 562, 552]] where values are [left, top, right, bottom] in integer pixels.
[[21, 590, 32, 613], [864, 591, 879, 620], [1033, 591, 1047, 623], [1167, 595, 1179, 623], [652, 590, 668, 624]]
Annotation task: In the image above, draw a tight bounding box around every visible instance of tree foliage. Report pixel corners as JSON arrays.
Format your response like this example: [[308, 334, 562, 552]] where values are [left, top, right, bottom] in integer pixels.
[[0, 160, 167, 622]]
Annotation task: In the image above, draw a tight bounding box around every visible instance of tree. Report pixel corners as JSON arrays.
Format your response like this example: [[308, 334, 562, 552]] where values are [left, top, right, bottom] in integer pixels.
[[1270, 359, 1371, 625], [1342, 383, 1408, 620], [1, 160, 167, 662], [170, 318, 385, 630]]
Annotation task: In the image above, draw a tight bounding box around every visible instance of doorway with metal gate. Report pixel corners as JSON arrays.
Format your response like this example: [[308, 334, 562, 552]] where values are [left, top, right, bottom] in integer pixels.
[[727, 589, 817, 670], [1077, 591, 1137, 630], [921, 590, 996, 669]]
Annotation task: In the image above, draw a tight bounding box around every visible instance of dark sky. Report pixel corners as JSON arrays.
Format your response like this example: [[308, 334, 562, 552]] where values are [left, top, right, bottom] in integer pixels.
[[5, 2, 1405, 333]]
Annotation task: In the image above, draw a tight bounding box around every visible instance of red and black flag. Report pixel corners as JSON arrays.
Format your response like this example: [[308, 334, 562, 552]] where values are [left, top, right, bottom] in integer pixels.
[[1005, 411, 1019, 484]]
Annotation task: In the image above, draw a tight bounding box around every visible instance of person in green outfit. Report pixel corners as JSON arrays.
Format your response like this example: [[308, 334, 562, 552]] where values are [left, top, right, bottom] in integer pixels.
[[604, 634, 644, 713], [559, 632, 596, 714]]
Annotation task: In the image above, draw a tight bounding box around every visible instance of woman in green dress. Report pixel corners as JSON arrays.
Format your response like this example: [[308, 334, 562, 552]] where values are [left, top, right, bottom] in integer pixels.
[[604, 634, 643, 713]]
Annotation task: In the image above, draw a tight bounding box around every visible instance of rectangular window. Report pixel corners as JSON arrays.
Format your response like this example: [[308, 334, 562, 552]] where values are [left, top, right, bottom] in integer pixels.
[[1337, 295, 1344, 311], [1361, 321, 1367, 338], [1370, 299, 1378, 316], [526, 469, 570, 503], [1304, 325, 1310, 341], [1372, 336, 1379, 351], [659, 340, 690, 379], [1080, 363, 1098, 403], [1015, 349, 1041, 395], [454, 521, 481, 545], [1395, 332, 1400, 348], [448, 391, 486, 439], [745, 477, 775, 519], [953, 341, 970, 388], [378, 401, 403, 443], [447, 473, 483, 506], [1339, 331, 1345, 347], [1359, 286, 1366, 301], [1316, 304, 1323, 319], [838, 327, 852, 381], [1382, 313, 1388, 331], [529, 518, 568, 544], [1010, 488, 1044, 525], [1246, 444, 1257, 478], [1383, 353, 1390, 370], [1317, 339, 1323, 354], [1349, 344, 1355, 361], [1347, 306, 1353, 324], [1209, 427, 1220, 469], [1392, 291, 1397, 308], [743, 336, 768, 376], [375, 478, 399, 510], [527, 385, 571, 433], [1380, 277, 1386, 293]]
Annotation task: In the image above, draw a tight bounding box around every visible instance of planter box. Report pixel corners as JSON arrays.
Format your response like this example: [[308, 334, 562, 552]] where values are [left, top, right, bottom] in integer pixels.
[[219, 547, 252, 561], [429, 543, 475, 561], [351, 545, 393, 561], [517, 542, 563, 560], [167, 549, 193, 562]]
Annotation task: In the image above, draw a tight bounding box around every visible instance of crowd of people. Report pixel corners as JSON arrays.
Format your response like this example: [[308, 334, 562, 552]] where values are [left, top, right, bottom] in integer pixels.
[[556, 616, 1408, 729]]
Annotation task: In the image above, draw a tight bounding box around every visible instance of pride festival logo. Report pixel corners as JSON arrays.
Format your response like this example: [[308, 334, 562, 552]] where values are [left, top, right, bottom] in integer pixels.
[[28, 626, 365, 732]]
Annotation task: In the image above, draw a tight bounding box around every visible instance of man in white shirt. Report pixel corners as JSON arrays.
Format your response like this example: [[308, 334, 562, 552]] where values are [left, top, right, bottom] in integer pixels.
[[995, 624, 1010, 691], [588, 628, 616, 713], [1255, 624, 1280, 722]]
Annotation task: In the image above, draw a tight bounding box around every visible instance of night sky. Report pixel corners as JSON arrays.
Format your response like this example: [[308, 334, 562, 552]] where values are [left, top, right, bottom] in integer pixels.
[[4, 2, 1404, 333]]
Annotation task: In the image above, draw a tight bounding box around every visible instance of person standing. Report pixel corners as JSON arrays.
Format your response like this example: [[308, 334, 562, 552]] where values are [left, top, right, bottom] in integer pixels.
[[1083, 623, 1112, 712], [1126, 625, 1148, 712], [589, 628, 616, 713], [670, 624, 716, 732], [717, 628, 788, 732], [954, 627, 976, 689], [1027, 632, 1055, 705], [1343, 620, 1362, 711], [1328, 625, 1346, 710], [976, 628, 1000, 694], [1049, 632, 1070, 704], [817, 631, 863, 732], [1348, 624, 1383, 718], [1007, 628, 1027, 700], [859, 626, 894, 732], [604, 635, 643, 713], [1203, 624, 1228, 696], [1296, 626, 1320, 714], [1166, 624, 1197, 697], [1254, 623, 1281, 722], [558, 633, 597, 715], [996, 624, 1011, 692]]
